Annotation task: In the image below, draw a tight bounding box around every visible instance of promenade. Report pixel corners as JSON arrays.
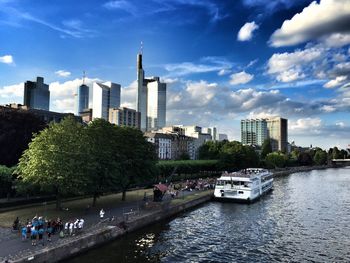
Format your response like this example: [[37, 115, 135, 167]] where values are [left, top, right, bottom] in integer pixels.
[[0, 187, 213, 263]]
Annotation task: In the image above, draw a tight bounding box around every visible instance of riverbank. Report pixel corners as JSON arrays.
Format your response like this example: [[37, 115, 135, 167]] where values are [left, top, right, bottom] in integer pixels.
[[3, 190, 213, 263], [271, 164, 345, 177]]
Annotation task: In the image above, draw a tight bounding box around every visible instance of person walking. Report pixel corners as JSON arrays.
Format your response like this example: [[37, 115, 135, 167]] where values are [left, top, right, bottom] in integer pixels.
[[99, 209, 105, 219]]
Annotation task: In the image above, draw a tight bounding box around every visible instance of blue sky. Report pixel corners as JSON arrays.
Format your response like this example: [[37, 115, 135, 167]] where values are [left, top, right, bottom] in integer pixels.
[[0, 0, 350, 149]]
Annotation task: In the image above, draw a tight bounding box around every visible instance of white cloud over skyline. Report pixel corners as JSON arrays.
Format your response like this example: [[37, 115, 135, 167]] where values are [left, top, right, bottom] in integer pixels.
[[270, 0, 350, 47], [0, 55, 13, 64], [229, 71, 254, 85], [237, 21, 259, 41]]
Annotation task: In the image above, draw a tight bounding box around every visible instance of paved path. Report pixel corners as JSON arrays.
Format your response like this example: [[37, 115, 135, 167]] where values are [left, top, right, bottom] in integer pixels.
[[0, 190, 201, 262]]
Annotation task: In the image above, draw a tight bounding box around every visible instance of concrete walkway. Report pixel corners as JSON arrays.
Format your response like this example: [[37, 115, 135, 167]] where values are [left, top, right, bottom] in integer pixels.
[[0, 190, 199, 262]]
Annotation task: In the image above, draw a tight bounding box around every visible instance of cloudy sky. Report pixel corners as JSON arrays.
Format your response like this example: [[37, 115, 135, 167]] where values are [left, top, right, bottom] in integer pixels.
[[0, 0, 350, 149]]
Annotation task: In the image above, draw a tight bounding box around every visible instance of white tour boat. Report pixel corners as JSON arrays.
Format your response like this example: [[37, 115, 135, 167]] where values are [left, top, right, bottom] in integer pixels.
[[214, 168, 273, 202]]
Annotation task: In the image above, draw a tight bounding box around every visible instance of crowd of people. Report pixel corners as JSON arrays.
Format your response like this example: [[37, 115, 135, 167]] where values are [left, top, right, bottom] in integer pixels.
[[168, 178, 216, 197], [13, 216, 85, 246]]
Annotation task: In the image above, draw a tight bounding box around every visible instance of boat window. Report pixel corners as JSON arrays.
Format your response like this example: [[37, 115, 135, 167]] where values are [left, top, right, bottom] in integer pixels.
[[238, 191, 244, 194]]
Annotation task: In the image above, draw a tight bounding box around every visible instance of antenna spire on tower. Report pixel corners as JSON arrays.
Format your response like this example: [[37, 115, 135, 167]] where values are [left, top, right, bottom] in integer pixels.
[[83, 70, 86, 85], [140, 41, 143, 55]]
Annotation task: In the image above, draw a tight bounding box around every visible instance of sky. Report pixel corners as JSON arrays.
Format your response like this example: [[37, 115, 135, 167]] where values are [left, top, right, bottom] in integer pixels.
[[0, 0, 350, 150]]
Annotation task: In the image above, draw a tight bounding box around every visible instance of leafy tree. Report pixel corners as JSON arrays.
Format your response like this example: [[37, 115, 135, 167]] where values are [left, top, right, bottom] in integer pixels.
[[261, 139, 272, 159], [265, 152, 287, 168], [17, 116, 89, 209], [0, 109, 46, 166], [114, 127, 158, 201], [198, 141, 226, 160], [0, 165, 15, 198], [297, 152, 313, 166], [313, 149, 327, 165], [86, 119, 120, 206], [331, 147, 342, 159], [219, 141, 259, 170]]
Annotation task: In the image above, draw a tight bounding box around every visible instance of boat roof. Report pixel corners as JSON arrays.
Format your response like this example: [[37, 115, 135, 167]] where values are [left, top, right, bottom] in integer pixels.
[[218, 168, 270, 180]]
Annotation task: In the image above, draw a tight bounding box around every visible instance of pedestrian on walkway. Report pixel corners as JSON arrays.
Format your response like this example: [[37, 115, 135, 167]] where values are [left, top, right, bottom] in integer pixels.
[[100, 209, 105, 219], [21, 226, 27, 241]]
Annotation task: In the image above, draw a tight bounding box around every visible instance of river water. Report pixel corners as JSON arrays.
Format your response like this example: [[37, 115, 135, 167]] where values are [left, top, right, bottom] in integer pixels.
[[67, 167, 350, 263]]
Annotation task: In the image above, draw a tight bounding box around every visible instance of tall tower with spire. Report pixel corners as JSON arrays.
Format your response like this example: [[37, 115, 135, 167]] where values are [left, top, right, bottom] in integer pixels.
[[75, 71, 89, 115], [136, 42, 166, 131]]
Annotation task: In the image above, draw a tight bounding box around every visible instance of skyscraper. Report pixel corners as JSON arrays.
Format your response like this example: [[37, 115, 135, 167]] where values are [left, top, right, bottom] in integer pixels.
[[92, 81, 121, 120], [23, 76, 50, 110], [241, 119, 268, 146], [267, 117, 288, 152], [76, 83, 89, 115], [136, 52, 166, 131]]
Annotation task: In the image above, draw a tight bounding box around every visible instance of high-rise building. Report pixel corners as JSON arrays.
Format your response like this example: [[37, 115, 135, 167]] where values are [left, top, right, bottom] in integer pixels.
[[267, 117, 288, 152], [136, 52, 166, 131], [241, 119, 268, 146], [76, 84, 89, 115], [109, 107, 141, 129], [203, 127, 218, 141], [92, 81, 120, 120], [241, 117, 288, 152], [218, 134, 228, 141], [23, 77, 50, 111]]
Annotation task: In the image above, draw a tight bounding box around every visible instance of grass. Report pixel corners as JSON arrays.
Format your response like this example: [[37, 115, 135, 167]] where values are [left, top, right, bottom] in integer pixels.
[[0, 188, 154, 228]]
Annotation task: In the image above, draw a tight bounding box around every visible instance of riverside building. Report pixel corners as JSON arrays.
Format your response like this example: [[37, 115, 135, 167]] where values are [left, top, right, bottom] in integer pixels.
[[109, 107, 141, 129], [23, 77, 50, 111], [241, 119, 268, 146]]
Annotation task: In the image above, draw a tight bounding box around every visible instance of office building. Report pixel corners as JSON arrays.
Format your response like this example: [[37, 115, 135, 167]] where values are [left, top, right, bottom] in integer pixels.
[[136, 52, 166, 131], [203, 127, 218, 141], [241, 119, 268, 146], [218, 133, 228, 141], [145, 132, 172, 160], [76, 83, 89, 115], [23, 76, 50, 111], [109, 107, 141, 129], [267, 117, 288, 152], [92, 81, 120, 120]]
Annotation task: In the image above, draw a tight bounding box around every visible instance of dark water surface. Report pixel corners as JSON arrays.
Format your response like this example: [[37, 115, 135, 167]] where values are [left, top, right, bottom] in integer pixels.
[[67, 167, 350, 262]]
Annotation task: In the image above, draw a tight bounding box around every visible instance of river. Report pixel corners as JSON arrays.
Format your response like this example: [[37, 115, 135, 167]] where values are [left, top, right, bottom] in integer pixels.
[[66, 167, 350, 262]]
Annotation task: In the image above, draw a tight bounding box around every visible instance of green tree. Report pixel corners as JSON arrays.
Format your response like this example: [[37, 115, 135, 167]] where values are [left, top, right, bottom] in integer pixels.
[[198, 140, 227, 160], [114, 127, 158, 201], [297, 151, 313, 166], [17, 116, 89, 209], [0, 165, 15, 198], [86, 119, 120, 207], [313, 149, 327, 165], [265, 152, 287, 168], [261, 139, 272, 159]]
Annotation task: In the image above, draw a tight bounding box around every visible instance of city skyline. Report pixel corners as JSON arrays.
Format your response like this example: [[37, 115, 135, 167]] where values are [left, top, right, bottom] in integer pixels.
[[0, 0, 349, 149]]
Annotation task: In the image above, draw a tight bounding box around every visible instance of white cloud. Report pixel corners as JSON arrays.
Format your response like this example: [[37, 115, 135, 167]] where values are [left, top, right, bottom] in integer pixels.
[[290, 117, 322, 133], [0, 55, 13, 64], [218, 69, 230, 76], [120, 80, 137, 109], [49, 77, 100, 112], [270, 0, 350, 47], [322, 33, 350, 48], [267, 47, 323, 82], [324, 76, 347, 88], [55, 70, 71, 77], [0, 82, 24, 103], [229, 71, 254, 85], [237, 21, 259, 41]]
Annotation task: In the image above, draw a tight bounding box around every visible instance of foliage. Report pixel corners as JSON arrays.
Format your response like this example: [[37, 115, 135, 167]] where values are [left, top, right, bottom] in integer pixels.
[[85, 119, 121, 206], [198, 141, 226, 160], [0, 109, 46, 166], [261, 139, 272, 159], [219, 141, 259, 170], [265, 152, 287, 168], [113, 126, 158, 201], [313, 149, 328, 165], [0, 165, 15, 198], [297, 151, 313, 166], [17, 116, 90, 209]]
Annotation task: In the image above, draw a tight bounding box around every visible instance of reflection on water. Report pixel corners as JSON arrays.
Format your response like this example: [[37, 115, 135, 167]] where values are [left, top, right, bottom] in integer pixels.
[[66, 167, 350, 263]]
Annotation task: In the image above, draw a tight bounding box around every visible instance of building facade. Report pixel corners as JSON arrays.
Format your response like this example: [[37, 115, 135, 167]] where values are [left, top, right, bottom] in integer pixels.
[[267, 117, 288, 152], [92, 82, 121, 120], [76, 84, 89, 115], [23, 77, 50, 111], [136, 53, 166, 131], [241, 119, 268, 146], [145, 132, 172, 160], [218, 133, 228, 141], [109, 107, 141, 129]]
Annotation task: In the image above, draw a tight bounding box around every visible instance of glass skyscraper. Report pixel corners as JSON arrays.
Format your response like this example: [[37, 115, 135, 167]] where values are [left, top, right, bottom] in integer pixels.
[[23, 76, 50, 111], [76, 84, 89, 115], [241, 119, 268, 146]]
